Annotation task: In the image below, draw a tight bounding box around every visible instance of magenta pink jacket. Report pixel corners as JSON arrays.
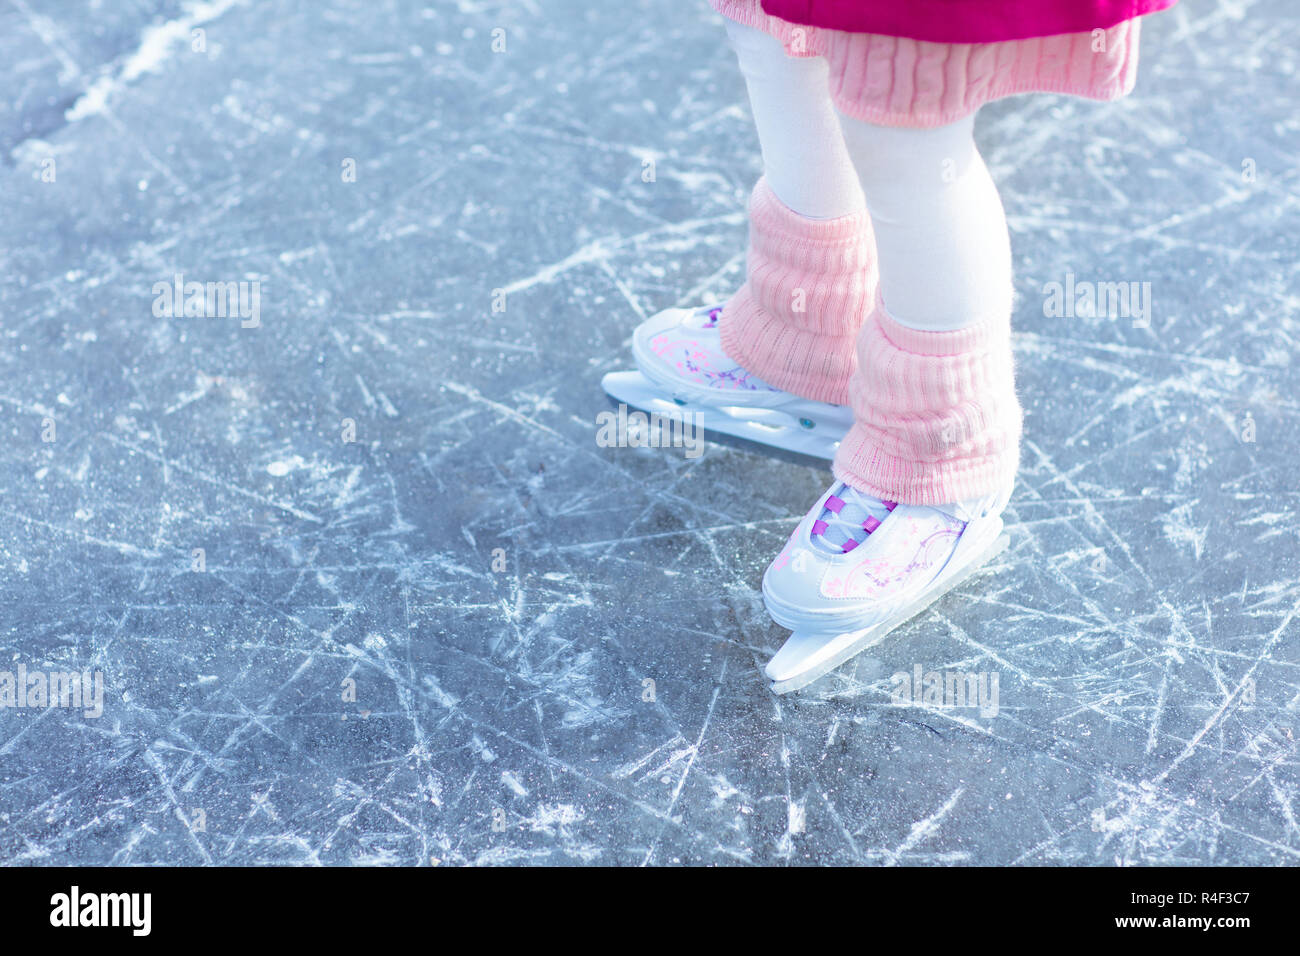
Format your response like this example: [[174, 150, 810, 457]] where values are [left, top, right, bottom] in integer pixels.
[[759, 0, 1181, 43]]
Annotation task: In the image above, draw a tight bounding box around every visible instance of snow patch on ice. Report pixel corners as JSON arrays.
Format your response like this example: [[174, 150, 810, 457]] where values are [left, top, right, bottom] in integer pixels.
[[66, 0, 245, 122]]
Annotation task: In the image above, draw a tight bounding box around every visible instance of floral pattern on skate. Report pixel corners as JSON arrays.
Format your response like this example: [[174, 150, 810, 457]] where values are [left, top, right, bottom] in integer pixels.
[[649, 309, 780, 392], [821, 512, 965, 601]]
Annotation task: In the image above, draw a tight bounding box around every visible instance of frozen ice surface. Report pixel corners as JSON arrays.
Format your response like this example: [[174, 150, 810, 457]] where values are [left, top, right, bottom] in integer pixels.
[[0, 0, 1296, 865]]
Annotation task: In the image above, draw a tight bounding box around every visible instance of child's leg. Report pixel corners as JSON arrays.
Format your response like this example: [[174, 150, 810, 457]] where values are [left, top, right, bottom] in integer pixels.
[[837, 115, 1012, 329], [831, 113, 1021, 505], [717, 20, 878, 406], [761, 113, 1020, 687], [723, 19, 864, 219]]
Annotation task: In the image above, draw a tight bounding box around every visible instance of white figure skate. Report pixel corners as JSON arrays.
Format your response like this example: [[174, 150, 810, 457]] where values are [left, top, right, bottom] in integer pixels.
[[762, 481, 1010, 694], [600, 304, 853, 460]]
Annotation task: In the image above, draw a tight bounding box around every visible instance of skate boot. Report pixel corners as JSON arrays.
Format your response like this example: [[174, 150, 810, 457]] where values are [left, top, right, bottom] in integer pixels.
[[600, 304, 853, 460], [761, 480, 1011, 694]]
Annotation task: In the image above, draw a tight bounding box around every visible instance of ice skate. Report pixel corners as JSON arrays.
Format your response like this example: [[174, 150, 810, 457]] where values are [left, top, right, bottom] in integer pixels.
[[600, 304, 853, 460], [761, 481, 1011, 694]]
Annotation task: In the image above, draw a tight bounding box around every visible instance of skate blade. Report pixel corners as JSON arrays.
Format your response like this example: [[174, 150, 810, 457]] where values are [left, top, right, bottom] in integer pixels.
[[767, 533, 1010, 696], [601, 370, 848, 461]]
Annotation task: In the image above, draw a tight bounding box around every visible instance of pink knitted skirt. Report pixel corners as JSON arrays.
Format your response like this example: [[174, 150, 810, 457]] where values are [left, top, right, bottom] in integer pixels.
[[710, 0, 1143, 127]]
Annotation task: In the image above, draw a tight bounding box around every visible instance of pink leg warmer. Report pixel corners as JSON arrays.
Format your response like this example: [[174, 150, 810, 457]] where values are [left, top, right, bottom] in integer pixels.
[[833, 292, 1022, 505], [719, 177, 877, 406]]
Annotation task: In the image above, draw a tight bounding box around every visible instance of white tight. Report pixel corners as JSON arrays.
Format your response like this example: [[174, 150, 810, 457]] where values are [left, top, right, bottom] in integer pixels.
[[723, 18, 865, 219], [724, 19, 1013, 331]]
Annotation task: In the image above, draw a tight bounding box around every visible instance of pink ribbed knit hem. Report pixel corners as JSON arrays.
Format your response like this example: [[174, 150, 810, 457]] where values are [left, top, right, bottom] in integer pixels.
[[719, 177, 876, 406], [832, 293, 1022, 505], [711, 0, 1141, 127]]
